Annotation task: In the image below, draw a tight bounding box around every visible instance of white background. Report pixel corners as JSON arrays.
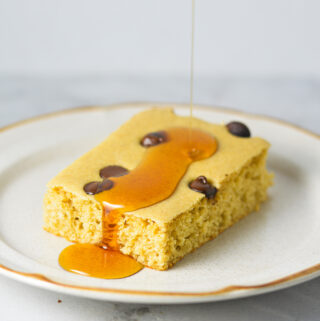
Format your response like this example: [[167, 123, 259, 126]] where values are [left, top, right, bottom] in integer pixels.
[[1, 0, 320, 77]]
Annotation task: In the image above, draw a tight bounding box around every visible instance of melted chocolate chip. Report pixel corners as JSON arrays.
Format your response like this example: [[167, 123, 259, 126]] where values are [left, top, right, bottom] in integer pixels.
[[189, 176, 217, 199], [100, 165, 129, 179], [97, 179, 114, 193], [140, 131, 167, 147], [83, 181, 100, 195], [84, 179, 114, 195], [226, 121, 251, 138]]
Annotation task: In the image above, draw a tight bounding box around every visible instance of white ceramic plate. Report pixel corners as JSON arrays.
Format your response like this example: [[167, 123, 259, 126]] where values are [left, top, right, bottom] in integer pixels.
[[0, 103, 319, 304]]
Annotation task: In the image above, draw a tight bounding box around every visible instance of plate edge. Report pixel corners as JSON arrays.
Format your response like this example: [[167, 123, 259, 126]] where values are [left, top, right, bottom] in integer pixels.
[[0, 102, 319, 299], [0, 102, 319, 140], [0, 263, 320, 298]]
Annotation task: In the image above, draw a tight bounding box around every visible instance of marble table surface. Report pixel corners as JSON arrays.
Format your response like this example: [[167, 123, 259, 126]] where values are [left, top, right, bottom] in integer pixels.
[[0, 75, 319, 321]]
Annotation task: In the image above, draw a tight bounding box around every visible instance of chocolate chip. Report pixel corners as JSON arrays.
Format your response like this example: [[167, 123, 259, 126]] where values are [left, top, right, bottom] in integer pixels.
[[189, 176, 217, 199], [83, 181, 100, 195], [140, 131, 167, 147], [99, 165, 129, 179], [83, 180, 114, 195], [96, 179, 114, 193], [226, 121, 251, 138]]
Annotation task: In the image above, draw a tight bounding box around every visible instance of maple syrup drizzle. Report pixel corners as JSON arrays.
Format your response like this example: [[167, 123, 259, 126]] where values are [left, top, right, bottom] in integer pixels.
[[59, 1, 201, 279], [59, 127, 217, 278]]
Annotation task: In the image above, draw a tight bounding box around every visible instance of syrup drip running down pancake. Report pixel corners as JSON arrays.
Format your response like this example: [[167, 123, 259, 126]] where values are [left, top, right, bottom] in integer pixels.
[[59, 127, 218, 279]]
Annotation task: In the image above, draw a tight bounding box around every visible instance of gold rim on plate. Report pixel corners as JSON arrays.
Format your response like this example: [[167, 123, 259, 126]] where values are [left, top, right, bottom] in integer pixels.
[[0, 102, 319, 298]]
